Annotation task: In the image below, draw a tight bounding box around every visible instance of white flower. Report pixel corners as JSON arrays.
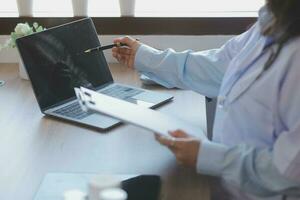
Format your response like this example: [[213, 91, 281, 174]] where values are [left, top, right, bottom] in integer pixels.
[[14, 23, 31, 36], [0, 22, 45, 50]]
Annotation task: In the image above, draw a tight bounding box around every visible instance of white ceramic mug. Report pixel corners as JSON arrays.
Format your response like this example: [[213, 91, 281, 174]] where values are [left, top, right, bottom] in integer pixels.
[[88, 175, 121, 200], [16, 0, 33, 17], [72, 0, 88, 16], [119, 0, 136, 17], [99, 188, 127, 200]]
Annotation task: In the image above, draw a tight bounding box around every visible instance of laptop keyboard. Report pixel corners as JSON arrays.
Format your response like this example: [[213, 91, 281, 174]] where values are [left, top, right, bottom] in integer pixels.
[[53, 85, 143, 119], [100, 85, 143, 102], [53, 101, 92, 119]]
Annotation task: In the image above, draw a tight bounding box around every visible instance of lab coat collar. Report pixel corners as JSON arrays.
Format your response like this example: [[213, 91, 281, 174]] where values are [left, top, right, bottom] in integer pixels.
[[223, 37, 274, 105], [227, 48, 278, 105], [226, 64, 264, 104], [219, 36, 266, 104]]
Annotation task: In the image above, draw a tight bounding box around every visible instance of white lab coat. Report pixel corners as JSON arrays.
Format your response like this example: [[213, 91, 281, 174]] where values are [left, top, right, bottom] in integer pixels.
[[134, 19, 300, 199]]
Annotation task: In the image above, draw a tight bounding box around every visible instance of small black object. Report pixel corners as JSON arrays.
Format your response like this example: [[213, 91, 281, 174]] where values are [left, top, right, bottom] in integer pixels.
[[83, 42, 127, 54], [0, 80, 5, 87], [121, 175, 161, 200]]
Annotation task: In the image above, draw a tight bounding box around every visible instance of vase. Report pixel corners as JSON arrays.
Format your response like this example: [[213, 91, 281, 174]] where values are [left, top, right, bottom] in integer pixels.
[[119, 0, 136, 17], [19, 57, 29, 80], [16, 0, 33, 17], [72, 0, 88, 16]]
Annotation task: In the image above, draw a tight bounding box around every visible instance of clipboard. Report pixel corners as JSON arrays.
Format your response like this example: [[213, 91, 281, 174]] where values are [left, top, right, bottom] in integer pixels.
[[75, 87, 206, 139]]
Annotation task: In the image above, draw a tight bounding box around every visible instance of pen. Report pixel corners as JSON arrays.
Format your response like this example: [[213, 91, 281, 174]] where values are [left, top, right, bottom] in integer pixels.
[[83, 42, 126, 53]]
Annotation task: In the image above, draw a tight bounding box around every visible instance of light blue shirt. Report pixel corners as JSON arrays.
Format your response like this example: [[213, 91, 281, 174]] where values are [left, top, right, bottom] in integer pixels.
[[134, 18, 300, 200]]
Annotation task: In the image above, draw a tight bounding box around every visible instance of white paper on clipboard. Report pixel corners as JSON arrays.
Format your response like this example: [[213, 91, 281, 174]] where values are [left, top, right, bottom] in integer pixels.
[[75, 87, 206, 139]]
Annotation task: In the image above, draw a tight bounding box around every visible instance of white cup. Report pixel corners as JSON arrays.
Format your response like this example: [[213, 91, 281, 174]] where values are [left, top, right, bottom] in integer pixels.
[[16, 0, 33, 17], [119, 0, 136, 17], [63, 189, 87, 200], [99, 188, 127, 200], [72, 0, 88, 16], [88, 175, 121, 200]]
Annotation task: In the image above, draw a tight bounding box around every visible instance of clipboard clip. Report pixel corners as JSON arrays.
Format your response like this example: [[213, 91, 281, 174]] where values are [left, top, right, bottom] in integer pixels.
[[74, 87, 96, 112]]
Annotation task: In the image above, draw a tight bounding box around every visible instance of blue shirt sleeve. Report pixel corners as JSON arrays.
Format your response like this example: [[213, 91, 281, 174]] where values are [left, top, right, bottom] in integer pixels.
[[134, 24, 257, 98]]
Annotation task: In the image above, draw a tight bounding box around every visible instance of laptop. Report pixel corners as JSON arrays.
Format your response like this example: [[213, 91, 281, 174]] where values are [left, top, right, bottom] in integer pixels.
[[16, 18, 173, 130]]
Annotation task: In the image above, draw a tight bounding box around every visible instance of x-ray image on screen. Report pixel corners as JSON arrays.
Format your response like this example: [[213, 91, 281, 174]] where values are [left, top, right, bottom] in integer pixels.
[[16, 18, 113, 110]]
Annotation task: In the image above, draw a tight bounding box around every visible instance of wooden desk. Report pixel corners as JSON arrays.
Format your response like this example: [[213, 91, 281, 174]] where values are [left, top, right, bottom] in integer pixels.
[[0, 63, 210, 200]]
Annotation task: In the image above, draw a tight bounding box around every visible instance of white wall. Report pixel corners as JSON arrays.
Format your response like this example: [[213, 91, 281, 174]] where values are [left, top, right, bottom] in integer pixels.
[[0, 35, 234, 63]]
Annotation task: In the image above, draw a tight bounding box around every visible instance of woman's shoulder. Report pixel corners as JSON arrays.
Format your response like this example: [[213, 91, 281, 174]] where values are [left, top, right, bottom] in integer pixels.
[[284, 36, 300, 54], [276, 36, 300, 69], [270, 36, 300, 84], [276, 36, 300, 83]]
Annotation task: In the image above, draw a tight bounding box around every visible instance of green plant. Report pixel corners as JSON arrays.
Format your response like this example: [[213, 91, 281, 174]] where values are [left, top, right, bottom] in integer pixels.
[[0, 22, 45, 49]]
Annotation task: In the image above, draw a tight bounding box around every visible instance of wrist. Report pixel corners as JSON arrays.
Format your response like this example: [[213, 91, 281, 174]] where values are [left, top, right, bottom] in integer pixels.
[[133, 40, 141, 54], [134, 44, 161, 71]]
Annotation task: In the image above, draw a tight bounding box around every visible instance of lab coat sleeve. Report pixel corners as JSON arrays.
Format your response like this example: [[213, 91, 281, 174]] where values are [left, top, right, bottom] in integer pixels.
[[134, 24, 257, 97], [197, 46, 300, 197], [197, 141, 300, 197]]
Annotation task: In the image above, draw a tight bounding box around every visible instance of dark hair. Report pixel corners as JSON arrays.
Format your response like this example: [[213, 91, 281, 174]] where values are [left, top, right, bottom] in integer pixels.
[[257, 0, 300, 79]]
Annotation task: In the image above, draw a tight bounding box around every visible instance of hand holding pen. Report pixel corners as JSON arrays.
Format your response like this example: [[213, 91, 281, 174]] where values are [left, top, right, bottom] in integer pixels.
[[83, 36, 140, 69], [112, 36, 141, 69]]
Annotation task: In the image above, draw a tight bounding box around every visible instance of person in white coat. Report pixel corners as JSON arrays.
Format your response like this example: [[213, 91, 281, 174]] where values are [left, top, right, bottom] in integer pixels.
[[112, 0, 300, 199]]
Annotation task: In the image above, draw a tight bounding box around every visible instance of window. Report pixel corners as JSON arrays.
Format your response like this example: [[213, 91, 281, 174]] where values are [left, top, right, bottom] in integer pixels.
[[0, 0, 264, 18], [33, 0, 121, 17], [0, 1, 260, 35], [135, 0, 265, 17], [33, 0, 73, 17], [0, 0, 18, 17], [88, 0, 120, 17]]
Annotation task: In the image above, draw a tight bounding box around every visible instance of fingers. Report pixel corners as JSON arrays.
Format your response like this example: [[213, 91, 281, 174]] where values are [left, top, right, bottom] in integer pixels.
[[112, 47, 132, 56], [155, 130, 190, 149], [112, 36, 141, 68], [113, 36, 136, 48], [112, 47, 127, 60], [112, 41, 135, 67], [169, 130, 189, 138], [155, 134, 175, 148], [155, 132, 200, 169], [118, 55, 129, 65]]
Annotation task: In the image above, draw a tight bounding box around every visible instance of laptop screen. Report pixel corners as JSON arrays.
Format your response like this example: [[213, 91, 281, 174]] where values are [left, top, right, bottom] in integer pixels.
[[16, 18, 113, 111]]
